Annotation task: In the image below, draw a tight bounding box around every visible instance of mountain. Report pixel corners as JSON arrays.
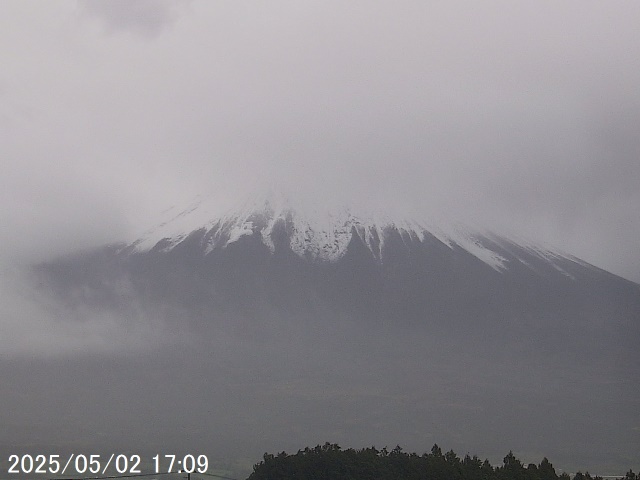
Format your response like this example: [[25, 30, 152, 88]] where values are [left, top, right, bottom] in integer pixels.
[[127, 193, 589, 271], [112, 194, 639, 343], [8, 195, 640, 476]]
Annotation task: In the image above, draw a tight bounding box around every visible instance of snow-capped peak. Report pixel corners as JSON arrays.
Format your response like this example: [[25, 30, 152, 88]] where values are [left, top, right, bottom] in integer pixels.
[[128, 192, 516, 270], [127, 190, 600, 279]]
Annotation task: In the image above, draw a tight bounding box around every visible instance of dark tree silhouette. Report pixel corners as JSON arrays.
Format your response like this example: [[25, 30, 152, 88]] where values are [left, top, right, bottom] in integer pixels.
[[248, 443, 635, 480]]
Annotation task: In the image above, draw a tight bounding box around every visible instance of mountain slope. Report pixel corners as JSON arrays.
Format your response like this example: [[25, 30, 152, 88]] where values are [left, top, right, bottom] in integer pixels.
[[126, 194, 598, 277], [17, 196, 640, 475]]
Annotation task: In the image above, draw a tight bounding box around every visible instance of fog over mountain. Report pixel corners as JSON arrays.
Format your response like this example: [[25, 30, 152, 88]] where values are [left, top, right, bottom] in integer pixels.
[[1, 1, 640, 281], [2, 194, 637, 477], [1, 2, 640, 479]]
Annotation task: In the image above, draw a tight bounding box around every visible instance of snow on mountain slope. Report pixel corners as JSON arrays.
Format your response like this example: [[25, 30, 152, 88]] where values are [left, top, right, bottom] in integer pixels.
[[128, 192, 587, 274]]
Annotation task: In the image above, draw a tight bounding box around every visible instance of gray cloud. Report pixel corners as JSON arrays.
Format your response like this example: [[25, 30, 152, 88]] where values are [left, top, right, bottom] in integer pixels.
[[0, 265, 188, 357], [79, 0, 191, 38], [0, 1, 639, 281]]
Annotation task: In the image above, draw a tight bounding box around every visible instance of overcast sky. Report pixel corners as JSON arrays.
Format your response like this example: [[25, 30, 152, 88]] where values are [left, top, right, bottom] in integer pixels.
[[1, 1, 639, 282]]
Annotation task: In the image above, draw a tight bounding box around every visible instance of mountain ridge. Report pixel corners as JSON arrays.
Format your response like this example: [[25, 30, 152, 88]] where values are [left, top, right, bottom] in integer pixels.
[[124, 194, 607, 282], [23, 193, 640, 474]]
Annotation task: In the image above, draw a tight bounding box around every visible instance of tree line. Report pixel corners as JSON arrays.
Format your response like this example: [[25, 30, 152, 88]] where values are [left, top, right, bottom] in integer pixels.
[[248, 443, 639, 480]]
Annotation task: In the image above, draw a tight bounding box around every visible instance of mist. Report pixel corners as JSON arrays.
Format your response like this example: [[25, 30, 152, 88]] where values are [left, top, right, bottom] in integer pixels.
[[0, 1, 639, 280], [1, 2, 639, 478]]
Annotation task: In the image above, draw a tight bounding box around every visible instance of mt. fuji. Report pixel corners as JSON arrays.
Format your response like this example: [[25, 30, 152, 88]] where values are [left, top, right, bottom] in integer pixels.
[[126, 192, 594, 276], [8, 192, 640, 476]]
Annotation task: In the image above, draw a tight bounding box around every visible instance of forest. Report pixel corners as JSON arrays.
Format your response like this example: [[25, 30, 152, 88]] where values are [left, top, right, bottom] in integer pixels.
[[248, 443, 639, 480]]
